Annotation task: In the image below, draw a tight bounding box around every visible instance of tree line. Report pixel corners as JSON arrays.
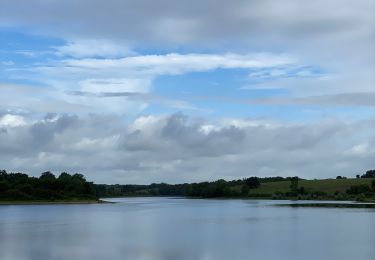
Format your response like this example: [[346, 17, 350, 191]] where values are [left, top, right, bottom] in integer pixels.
[[0, 170, 97, 201], [2, 169, 375, 201], [97, 173, 375, 201], [96, 176, 297, 198]]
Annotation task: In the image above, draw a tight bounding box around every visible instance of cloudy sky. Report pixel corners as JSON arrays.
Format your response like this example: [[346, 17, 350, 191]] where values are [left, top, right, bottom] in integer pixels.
[[0, 0, 374, 184]]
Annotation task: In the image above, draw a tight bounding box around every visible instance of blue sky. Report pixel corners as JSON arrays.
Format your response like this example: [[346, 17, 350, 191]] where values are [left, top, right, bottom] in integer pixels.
[[0, 0, 374, 183], [1, 28, 366, 121]]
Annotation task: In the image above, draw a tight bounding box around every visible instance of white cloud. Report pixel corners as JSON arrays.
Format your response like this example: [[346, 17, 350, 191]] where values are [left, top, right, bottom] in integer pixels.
[[79, 78, 151, 93], [60, 53, 295, 75], [54, 39, 133, 58], [0, 0, 375, 184], [11, 52, 295, 115], [1, 113, 375, 183], [0, 0, 373, 100], [0, 82, 198, 115], [248, 92, 375, 107], [0, 114, 26, 127], [346, 143, 371, 157], [0, 83, 91, 114]]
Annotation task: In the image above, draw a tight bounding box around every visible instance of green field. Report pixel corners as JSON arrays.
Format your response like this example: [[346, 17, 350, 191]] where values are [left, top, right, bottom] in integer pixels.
[[248, 178, 374, 195]]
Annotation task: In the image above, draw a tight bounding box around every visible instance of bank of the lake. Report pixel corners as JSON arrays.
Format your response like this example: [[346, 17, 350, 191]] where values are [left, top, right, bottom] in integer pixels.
[[0, 199, 107, 205], [3, 170, 375, 205], [97, 176, 375, 202], [279, 201, 375, 208]]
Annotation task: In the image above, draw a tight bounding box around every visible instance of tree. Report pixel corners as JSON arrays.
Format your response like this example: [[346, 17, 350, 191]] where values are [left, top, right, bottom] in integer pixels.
[[0, 181, 10, 193], [241, 185, 249, 196], [72, 173, 86, 182], [40, 171, 56, 181], [298, 186, 306, 195], [0, 170, 97, 201], [245, 177, 260, 189], [290, 177, 299, 196], [58, 172, 72, 181], [361, 170, 375, 178], [213, 179, 227, 197]]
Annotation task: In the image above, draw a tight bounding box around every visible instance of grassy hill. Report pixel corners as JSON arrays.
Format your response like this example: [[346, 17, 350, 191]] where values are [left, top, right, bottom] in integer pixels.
[[248, 178, 374, 196], [125, 178, 375, 198]]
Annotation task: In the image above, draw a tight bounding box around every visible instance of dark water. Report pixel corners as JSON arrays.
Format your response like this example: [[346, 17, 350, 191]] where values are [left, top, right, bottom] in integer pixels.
[[0, 198, 374, 260]]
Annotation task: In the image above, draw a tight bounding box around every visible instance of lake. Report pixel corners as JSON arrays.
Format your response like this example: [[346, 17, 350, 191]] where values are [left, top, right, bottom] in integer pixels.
[[0, 197, 374, 260]]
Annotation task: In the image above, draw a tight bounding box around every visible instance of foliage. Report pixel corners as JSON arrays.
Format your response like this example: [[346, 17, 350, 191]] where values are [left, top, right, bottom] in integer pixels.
[[346, 184, 371, 195], [289, 176, 299, 196], [0, 170, 97, 201], [361, 170, 375, 178], [241, 185, 250, 196], [3, 168, 374, 201], [98, 173, 375, 201], [244, 177, 260, 189], [97, 176, 304, 199]]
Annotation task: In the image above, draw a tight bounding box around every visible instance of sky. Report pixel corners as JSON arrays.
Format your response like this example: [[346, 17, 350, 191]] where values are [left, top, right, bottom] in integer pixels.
[[0, 0, 374, 184]]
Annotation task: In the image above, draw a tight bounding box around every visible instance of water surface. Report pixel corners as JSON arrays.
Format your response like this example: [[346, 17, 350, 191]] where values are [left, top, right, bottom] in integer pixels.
[[0, 198, 374, 260]]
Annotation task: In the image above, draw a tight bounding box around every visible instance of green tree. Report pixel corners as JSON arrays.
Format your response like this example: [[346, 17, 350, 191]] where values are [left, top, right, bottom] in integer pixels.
[[241, 185, 249, 196], [58, 172, 72, 181], [0, 180, 10, 193], [290, 177, 299, 196], [40, 171, 56, 180], [245, 177, 260, 189]]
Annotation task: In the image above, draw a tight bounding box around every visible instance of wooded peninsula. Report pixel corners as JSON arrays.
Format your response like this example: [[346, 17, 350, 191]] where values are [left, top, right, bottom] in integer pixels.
[[0, 170, 97, 203]]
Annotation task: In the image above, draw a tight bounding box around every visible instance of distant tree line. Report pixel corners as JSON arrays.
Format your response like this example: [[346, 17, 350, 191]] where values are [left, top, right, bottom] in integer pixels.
[[2, 168, 375, 201], [338, 170, 375, 180], [97, 172, 375, 202], [360, 170, 375, 179], [0, 170, 97, 201], [96, 176, 297, 198]]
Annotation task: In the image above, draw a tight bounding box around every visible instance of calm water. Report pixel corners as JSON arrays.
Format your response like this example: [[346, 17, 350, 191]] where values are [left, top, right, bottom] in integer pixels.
[[0, 198, 374, 260]]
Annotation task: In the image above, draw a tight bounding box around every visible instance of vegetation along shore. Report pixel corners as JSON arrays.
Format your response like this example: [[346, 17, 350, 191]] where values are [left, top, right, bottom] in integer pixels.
[[1, 169, 375, 205]]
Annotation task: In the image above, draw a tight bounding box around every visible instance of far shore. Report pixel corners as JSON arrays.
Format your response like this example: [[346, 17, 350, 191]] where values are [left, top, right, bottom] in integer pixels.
[[2, 197, 375, 208], [102, 197, 375, 209], [279, 202, 375, 209], [0, 199, 112, 205]]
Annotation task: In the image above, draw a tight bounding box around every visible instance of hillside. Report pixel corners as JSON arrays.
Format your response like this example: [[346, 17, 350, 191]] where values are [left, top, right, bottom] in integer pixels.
[[248, 178, 374, 196]]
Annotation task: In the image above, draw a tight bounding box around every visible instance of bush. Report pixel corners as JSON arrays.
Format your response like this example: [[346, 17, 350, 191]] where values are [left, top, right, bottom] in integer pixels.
[[0, 181, 10, 193], [346, 185, 371, 195], [4, 189, 31, 200]]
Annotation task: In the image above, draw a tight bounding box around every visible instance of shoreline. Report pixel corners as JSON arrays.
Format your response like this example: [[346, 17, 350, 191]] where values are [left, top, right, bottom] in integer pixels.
[[2, 197, 375, 209], [278, 202, 375, 208], [104, 197, 375, 208], [0, 199, 112, 205]]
